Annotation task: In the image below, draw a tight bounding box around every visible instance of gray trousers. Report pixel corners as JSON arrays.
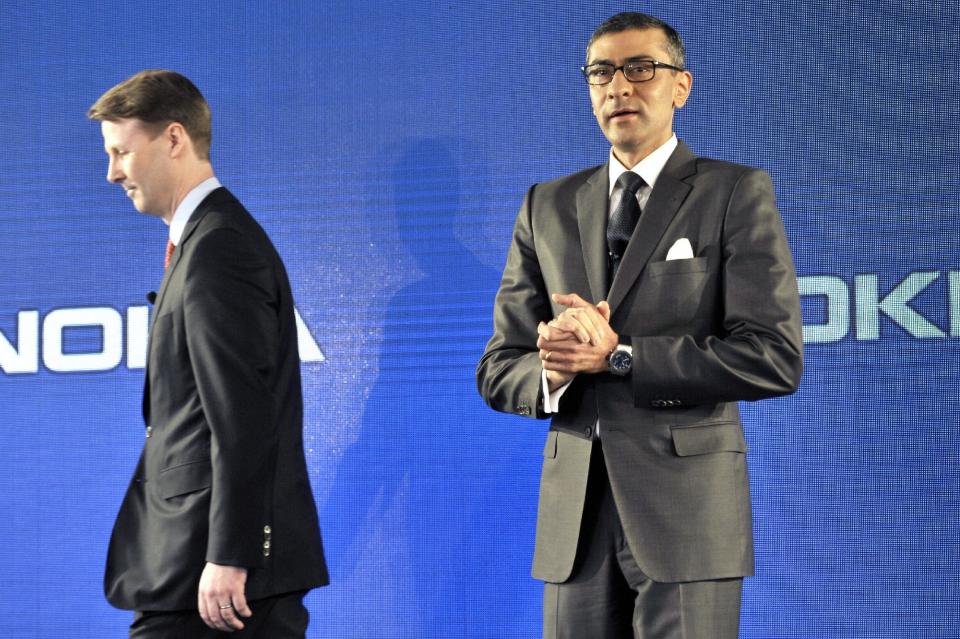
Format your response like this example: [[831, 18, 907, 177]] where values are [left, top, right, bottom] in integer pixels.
[[543, 444, 742, 639]]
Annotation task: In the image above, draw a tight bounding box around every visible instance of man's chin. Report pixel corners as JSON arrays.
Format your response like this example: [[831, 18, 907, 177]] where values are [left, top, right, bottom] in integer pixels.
[[132, 204, 163, 219], [129, 198, 158, 217], [606, 135, 642, 155], [602, 128, 638, 148]]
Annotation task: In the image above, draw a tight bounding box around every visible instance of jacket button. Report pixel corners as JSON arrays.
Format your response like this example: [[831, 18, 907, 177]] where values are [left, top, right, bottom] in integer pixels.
[[145, 426, 152, 438], [263, 525, 272, 535], [583, 426, 592, 438], [517, 404, 531, 416]]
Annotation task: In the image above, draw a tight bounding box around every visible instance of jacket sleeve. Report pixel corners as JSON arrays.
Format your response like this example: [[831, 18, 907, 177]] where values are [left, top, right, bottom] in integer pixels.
[[477, 186, 552, 419], [183, 226, 280, 568], [631, 168, 804, 406]]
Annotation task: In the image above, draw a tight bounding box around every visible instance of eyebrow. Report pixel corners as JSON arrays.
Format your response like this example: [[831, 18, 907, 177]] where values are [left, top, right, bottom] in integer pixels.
[[587, 55, 657, 66]]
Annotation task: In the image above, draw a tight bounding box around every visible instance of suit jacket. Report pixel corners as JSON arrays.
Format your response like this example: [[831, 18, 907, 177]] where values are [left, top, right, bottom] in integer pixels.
[[477, 141, 803, 584], [105, 187, 328, 611]]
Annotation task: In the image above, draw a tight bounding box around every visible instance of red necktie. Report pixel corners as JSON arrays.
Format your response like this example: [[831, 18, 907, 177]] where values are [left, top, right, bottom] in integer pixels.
[[164, 240, 175, 270]]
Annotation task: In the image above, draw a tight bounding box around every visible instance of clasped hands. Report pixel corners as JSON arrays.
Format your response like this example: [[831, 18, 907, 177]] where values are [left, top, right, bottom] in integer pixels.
[[538, 293, 619, 391]]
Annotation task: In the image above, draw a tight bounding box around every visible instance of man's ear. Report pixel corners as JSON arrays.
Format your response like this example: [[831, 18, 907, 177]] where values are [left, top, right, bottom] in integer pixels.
[[673, 70, 693, 109], [165, 122, 190, 158]]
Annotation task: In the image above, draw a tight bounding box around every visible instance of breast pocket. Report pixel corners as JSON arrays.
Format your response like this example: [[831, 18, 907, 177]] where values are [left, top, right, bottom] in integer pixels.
[[648, 257, 707, 277], [644, 258, 710, 325]]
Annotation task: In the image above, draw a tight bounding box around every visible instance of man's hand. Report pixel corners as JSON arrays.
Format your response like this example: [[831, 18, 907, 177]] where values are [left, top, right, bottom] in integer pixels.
[[198, 562, 252, 632], [538, 329, 579, 391], [538, 293, 619, 379]]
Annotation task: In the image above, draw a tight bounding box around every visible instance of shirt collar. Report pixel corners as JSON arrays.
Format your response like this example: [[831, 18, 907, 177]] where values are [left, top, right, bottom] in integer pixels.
[[607, 135, 678, 197], [169, 177, 222, 245]]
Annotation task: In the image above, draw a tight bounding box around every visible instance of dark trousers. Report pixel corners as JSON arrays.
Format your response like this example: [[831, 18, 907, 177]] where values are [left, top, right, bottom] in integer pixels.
[[130, 591, 309, 639], [543, 444, 743, 639]]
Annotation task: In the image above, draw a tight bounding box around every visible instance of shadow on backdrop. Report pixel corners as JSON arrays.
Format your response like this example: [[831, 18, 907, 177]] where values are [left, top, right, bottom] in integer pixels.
[[322, 138, 537, 638]]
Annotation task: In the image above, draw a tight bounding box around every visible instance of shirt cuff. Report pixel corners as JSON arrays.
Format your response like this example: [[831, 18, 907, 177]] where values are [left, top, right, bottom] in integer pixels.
[[541, 368, 573, 414]]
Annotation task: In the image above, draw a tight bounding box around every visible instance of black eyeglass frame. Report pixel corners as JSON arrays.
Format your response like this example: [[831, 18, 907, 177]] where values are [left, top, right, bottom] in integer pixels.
[[580, 59, 686, 85]]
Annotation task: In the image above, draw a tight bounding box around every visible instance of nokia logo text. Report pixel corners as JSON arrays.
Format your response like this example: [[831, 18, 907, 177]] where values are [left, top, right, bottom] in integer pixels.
[[799, 271, 960, 343], [1, 306, 324, 375]]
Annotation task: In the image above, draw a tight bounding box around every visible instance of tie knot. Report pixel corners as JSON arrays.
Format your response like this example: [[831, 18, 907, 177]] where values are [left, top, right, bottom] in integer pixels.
[[616, 171, 645, 196]]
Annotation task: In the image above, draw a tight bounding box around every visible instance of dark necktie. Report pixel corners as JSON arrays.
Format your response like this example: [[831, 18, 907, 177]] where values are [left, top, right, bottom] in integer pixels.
[[607, 171, 645, 282], [164, 239, 175, 270]]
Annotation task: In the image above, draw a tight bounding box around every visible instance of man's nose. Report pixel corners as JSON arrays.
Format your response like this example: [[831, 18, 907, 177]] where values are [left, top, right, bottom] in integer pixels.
[[107, 158, 123, 183], [607, 68, 632, 96]]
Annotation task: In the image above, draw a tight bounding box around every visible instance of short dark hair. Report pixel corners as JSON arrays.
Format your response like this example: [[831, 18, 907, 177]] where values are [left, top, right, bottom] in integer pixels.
[[88, 70, 212, 160], [587, 12, 686, 69]]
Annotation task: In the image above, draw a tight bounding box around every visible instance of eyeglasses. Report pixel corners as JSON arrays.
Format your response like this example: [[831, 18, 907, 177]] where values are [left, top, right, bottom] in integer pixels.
[[581, 59, 685, 85]]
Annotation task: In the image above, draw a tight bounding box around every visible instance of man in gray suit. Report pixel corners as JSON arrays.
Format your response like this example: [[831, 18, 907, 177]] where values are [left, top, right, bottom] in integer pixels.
[[90, 70, 328, 638], [477, 12, 802, 638]]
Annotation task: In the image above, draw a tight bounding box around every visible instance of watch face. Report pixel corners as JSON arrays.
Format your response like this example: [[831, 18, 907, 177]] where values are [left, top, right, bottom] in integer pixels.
[[609, 348, 632, 375]]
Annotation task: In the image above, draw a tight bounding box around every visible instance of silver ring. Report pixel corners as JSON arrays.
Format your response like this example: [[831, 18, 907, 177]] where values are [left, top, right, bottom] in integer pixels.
[[219, 603, 234, 610]]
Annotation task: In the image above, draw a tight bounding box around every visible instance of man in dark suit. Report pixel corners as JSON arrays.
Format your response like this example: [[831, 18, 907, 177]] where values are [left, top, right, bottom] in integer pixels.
[[89, 70, 328, 638], [477, 13, 802, 638]]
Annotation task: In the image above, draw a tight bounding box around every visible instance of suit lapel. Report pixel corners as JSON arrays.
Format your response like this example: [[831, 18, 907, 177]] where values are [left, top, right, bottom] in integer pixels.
[[142, 188, 225, 424], [607, 142, 697, 313], [149, 188, 224, 322], [576, 166, 611, 302]]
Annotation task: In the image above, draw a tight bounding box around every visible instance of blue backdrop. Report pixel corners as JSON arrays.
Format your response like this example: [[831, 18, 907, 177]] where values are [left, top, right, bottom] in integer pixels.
[[1, 1, 958, 637]]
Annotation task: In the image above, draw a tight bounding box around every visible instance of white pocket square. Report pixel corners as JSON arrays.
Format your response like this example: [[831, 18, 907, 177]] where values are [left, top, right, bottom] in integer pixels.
[[665, 238, 694, 260]]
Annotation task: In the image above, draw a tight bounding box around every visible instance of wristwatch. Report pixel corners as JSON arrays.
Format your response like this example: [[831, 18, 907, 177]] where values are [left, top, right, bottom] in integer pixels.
[[607, 344, 633, 376]]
